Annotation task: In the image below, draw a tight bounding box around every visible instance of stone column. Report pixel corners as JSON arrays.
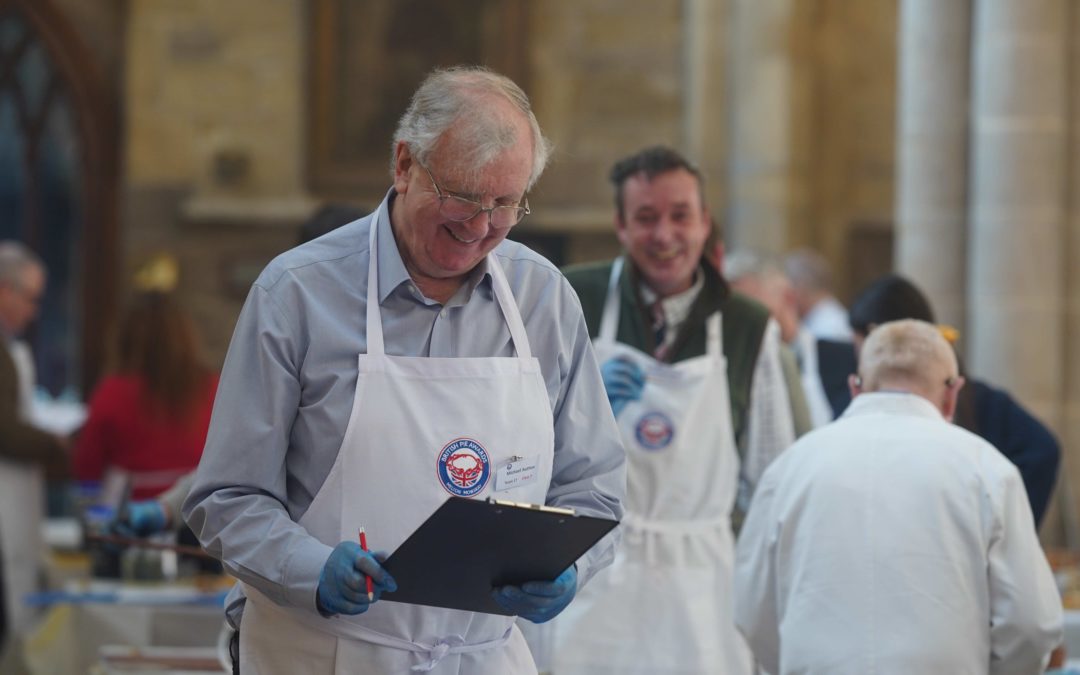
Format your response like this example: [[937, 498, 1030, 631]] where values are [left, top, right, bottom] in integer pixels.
[[968, 0, 1069, 428], [725, 0, 807, 252], [894, 0, 971, 334]]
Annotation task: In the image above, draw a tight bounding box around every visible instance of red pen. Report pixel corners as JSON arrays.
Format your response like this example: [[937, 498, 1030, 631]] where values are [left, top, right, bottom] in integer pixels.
[[358, 527, 374, 602]]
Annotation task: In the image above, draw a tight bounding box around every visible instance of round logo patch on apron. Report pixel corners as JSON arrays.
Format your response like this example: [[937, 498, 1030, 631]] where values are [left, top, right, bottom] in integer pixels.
[[634, 412, 676, 450], [437, 438, 492, 496]]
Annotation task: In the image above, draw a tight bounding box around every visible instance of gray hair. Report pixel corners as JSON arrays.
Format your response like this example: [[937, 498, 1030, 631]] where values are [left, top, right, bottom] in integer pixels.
[[858, 319, 958, 394], [0, 241, 43, 288], [390, 66, 552, 190], [724, 249, 784, 285], [782, 248, 834, 293]]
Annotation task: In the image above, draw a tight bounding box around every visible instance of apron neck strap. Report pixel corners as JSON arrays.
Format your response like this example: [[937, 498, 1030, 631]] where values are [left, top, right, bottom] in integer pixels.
[[366, 200, 533, 359], [366, 202, 387, 356], [598, 257, 624, 341]]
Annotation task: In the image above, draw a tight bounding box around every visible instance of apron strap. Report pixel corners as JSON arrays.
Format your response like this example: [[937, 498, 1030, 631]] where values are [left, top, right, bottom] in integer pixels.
[[705, 311, 722, 358], [366, 202, 387, 357], [598, 257, 624, 342], [487, 257, 534, 360], [365, 199, 534, 360]]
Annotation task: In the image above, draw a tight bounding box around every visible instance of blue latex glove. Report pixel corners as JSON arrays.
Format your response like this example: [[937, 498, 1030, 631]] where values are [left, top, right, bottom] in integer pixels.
[[114, 500, 168, 537], [316, 541, 397, 616], [492, 565, 577, 624], [600, 358, 646, 418]]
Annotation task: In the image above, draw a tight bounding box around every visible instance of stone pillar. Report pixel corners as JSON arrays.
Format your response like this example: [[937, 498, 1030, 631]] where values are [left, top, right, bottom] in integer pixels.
[[725, 0, 806, 252], [894, 0, 971, 334], [968, 0, 1069, 428], [681, 0, 730, 214]]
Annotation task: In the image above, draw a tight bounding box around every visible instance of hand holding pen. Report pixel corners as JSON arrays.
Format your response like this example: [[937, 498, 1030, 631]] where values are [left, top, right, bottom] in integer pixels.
[[359, 527, 374, 602], [315, 531, 397, 616]]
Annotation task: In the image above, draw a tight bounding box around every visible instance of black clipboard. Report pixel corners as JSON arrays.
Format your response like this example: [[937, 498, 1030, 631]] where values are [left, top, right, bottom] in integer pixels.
[[380, 497, 618, 615]]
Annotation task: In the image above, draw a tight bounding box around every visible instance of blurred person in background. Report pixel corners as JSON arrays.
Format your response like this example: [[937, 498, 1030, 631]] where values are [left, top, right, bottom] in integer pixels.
[[0, 241, 68, 651], [726, 249, 852, 429], [734, 319, 1062, 675], [74, 256, 218, 526], [843, 274, 1060, 527], [297, 203, 370, 245], [553, 145, 796, 675], [0, 241, 68, 475], [782, 248, 853, 342]]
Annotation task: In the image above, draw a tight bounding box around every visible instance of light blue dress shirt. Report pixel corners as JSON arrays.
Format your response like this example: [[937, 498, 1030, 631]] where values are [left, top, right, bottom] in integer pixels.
[[183, 191, 626, 627]]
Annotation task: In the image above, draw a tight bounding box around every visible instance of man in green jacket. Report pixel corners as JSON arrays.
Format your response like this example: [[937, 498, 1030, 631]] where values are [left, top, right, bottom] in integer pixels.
[[552, 146, 798, 675]]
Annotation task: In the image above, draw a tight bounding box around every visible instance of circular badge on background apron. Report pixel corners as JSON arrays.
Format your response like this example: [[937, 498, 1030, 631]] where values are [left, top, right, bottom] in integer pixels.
[[436, 438, 491, 496], [634, 412, 675, 450]]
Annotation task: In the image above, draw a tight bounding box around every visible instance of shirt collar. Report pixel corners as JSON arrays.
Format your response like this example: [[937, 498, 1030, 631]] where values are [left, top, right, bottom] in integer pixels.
[[639, 270, 705, 330], [375, 189, 493, 306], [842, 391, 945, 422]]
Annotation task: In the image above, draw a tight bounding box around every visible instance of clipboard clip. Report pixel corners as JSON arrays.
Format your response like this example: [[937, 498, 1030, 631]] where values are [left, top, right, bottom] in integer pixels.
[[487, 497, 576, 516]]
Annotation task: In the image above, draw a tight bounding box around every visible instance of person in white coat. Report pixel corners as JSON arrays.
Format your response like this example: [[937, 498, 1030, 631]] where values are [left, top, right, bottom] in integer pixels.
[[733, 319, 1063, 675], [183, 66, 625, 675]]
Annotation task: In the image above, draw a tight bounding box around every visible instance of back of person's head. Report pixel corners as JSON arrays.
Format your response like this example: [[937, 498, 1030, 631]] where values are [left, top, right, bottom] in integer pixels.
[[609, 146, 705, 221], [725, 249, 800, 342], [848, 274, 935, 337], [115, 290, 210, 420], [299, 204, 369, 245], [391, 66, 552, 190], [857, 319, 961, 414]]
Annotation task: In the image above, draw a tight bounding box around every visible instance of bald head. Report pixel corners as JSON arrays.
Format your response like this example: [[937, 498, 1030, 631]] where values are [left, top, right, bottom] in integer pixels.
[[855, 319, 962, 417]]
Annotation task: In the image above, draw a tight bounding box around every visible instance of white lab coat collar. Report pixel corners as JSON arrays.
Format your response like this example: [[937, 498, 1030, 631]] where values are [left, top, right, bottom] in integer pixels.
[[842, 391, 946, 422]]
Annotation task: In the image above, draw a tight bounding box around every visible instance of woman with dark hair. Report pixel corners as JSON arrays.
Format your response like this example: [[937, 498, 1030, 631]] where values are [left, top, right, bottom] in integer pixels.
[[73, 290, 218, 509], [844, 274, 1060, 527]]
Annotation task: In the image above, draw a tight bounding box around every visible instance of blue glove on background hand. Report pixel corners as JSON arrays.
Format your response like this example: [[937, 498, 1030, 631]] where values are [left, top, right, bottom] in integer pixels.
[[114, 500, 168, 538], [600, 358, 646, 418], [316, 541, 397, 617], [493, 565, 577, 624]]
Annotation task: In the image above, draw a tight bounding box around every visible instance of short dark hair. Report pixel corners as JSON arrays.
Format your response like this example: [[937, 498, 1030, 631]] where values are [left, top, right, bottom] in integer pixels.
[[609, 146, 705, 219], [848, 274, 936, 336]]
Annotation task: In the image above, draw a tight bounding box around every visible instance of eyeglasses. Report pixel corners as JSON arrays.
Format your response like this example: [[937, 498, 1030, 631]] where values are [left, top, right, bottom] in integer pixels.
[[420, 162, 530, 229]]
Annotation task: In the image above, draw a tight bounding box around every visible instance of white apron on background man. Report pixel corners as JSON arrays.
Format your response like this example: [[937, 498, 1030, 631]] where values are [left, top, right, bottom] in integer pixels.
[[0, 339, 45, 636], [238, 204, 555, 674], [552, 259, 753, 675]]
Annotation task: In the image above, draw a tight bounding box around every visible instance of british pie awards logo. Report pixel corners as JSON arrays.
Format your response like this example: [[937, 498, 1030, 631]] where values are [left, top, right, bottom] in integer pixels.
[[635, 412, 675, 450], [437, 438, 491, 496]]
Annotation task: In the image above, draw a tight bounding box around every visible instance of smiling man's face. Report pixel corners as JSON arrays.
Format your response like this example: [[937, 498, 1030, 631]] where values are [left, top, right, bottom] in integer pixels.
[[616, 168, 710, 298]]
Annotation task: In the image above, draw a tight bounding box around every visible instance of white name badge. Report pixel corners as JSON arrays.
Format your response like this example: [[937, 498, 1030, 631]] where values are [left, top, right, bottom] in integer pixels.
[[495, 455, 540, 492]]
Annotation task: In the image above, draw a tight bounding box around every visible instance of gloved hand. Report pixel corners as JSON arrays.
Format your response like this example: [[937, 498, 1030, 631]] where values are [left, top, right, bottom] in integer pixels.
[[316, 541, 397, 617], [600, 358, 646, 418], [492, 565, 577, 624], [114, 500, 168, 537]]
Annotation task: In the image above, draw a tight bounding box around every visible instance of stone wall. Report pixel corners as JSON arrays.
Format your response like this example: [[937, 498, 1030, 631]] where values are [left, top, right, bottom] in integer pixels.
[[124, 0, 311, 366]]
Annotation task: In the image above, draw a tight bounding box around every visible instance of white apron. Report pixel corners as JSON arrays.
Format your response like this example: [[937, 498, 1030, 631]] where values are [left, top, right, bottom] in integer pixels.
[[0, 340, 44, 636], [552, 259, 753, 675], [239, 204, 555, 674]]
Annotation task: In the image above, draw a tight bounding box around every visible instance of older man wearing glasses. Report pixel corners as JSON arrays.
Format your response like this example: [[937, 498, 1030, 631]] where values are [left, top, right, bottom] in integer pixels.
[[183, 66, 625, 674]]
